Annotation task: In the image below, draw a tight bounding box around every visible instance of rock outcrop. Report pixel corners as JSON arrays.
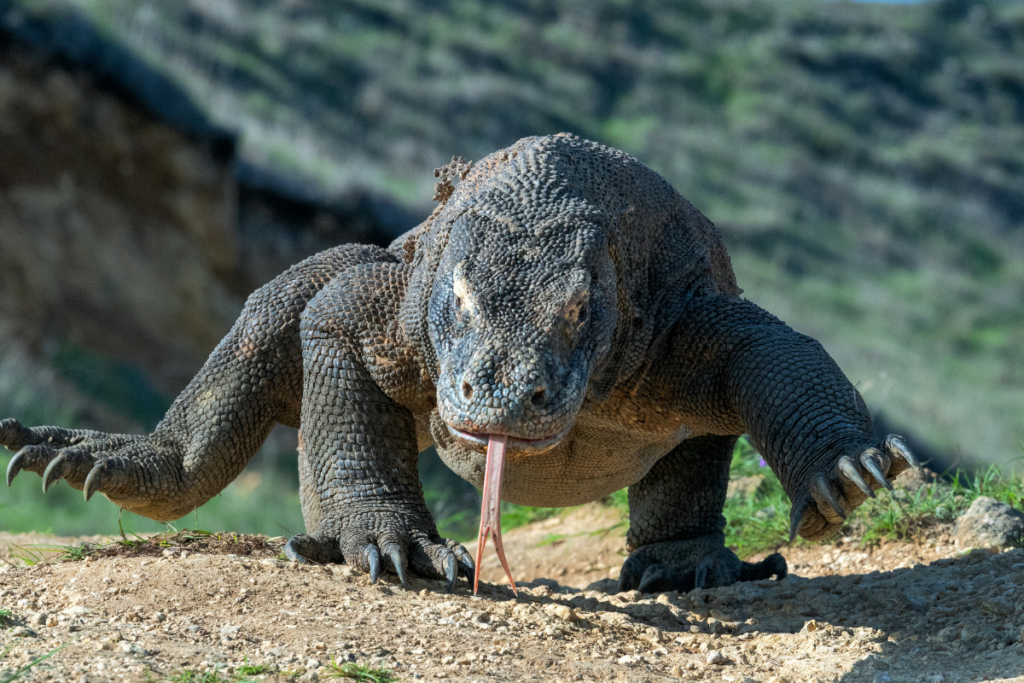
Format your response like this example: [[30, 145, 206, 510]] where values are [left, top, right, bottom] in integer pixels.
[[955, 496, 1024, 549]]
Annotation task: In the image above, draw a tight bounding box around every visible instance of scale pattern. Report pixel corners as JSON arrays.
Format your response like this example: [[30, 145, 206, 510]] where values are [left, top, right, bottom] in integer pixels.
[[2, 134, 916, 593]]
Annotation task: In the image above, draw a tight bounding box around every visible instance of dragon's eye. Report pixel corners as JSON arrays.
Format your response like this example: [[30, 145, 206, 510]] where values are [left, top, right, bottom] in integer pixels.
[[454, 294, 464, 313], [577, 302, 589, 325]]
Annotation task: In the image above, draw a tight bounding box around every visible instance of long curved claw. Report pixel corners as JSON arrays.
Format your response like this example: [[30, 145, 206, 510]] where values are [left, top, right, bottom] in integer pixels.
[[789, 497, 811, 542], [83, 463, 105, 501], [637, 566, 669, 594], [694, 558, 711, 589], [884, 435, 922, 471], [813, 474, 847, 521], [6, 449, 27, 487], [444, 554, 458, 594], [42, 452, 69, 493], [617, 555, 642, 593], [367, 546, 381, 584], [861, 448, 894, 491], [450, 542, 474, 581], [387, 546, 408, 588], [838, 456, 874, 498]]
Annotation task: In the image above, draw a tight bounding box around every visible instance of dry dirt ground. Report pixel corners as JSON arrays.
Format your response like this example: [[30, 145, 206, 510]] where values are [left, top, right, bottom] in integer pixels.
[[1, 505, 1023, 683]]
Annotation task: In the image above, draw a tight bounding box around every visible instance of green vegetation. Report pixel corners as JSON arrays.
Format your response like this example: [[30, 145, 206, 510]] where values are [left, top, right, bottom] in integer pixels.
[[162, 664, 266, 683], [324, 659, 399, 682], [498, 502, 561, 532], [0, 452, 304, 537], [856, 464, 1024, 547], [722, 436, 1024, 558], [236, 658, 272, 676], [0, 644, 64, 683], [724, 436, 804, 557], [0, 609, 13, 627]]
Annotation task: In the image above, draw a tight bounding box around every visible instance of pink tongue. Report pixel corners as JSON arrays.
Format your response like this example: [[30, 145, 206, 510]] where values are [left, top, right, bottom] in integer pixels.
[[474, 434, 517, 596]]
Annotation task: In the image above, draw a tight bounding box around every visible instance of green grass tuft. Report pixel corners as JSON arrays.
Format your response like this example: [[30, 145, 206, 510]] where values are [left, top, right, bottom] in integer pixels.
[[166, 669, 218, 683], [722, 437, 795, 558], [236, 657, 272, 676], [323, 659, 399, 682], [1, 644, 64, 683], [164, 665, 261, 683]]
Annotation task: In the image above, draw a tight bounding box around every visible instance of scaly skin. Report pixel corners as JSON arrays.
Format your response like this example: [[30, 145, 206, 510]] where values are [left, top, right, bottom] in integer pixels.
[[2, 134, 921, 594]]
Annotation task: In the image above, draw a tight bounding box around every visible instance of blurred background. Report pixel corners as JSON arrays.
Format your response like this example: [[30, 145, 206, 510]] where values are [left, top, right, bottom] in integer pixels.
[[0, 0, 1021, 538]]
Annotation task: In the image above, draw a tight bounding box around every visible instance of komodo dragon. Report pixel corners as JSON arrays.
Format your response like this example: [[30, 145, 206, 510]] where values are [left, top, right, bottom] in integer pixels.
[[2, 133, 920, 595]]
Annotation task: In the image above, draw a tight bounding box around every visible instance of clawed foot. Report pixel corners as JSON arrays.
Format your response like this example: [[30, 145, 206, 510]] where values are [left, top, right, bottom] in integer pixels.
[[4, 418, 110, 494], [2, 418, 179, 517], [791, 434, 922, 541], [618, 533, 787, 594], [285, 523, 475, 593]]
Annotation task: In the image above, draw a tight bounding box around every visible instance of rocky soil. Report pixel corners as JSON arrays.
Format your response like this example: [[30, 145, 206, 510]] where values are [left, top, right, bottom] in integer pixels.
[[1, 505, 1023, 683]]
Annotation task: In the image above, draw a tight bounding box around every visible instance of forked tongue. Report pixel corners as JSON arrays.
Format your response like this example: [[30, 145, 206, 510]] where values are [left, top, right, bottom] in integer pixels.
[[474, 434, 517, 596]]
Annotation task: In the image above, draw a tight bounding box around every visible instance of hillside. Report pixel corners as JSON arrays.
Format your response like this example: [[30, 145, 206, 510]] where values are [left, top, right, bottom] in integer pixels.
[[8, 0, 1019, 468]]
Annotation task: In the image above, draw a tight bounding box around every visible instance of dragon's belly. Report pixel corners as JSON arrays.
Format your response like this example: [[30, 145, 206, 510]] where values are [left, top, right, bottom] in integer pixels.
[[431, 409, 692, 507]]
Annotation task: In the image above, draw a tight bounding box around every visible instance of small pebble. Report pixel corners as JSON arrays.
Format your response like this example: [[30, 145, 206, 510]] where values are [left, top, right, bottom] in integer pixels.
[[544, 604, 577, 623], [706, 650, 731, 665]]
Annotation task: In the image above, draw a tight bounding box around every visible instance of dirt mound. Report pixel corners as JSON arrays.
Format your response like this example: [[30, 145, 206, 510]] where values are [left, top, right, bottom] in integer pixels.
[[2, 509, 1023, 682]]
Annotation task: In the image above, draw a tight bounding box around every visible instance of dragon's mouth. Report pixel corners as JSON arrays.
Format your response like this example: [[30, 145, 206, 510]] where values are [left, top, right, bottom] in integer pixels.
[[443, 424, 570, 597], [445, 424, 571, 453]]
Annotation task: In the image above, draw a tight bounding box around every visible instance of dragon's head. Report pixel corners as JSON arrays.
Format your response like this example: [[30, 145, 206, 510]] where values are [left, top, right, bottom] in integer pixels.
[[428, 139, 618, 458]]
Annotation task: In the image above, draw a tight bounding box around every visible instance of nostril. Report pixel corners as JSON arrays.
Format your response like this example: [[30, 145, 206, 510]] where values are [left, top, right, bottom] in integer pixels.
[[531, 386, 547, 407], [461, 381, 474, 399]]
